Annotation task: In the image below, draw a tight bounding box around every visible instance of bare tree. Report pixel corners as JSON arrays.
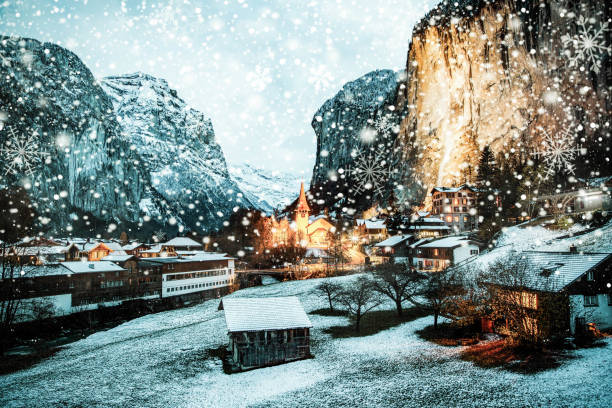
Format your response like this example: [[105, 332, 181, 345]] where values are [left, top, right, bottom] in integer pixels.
[[372, 263, 424, 317], [403, 267, 466, 329], [338, 276, 384, 332], [316, 279, 342, 311]]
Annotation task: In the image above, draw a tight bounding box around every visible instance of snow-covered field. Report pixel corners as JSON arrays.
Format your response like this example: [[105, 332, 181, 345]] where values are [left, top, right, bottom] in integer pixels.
[[1, 275, 611, 407]]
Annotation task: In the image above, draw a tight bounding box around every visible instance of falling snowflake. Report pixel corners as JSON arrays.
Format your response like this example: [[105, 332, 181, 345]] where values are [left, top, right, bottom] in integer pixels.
[[532, 127, 582, 176], [246, 65, 272, 92], [308, 64, 334, 93], [347, 146, 394, 197], [374, 113, 399, 137], [153, 229, 167, 242], [561, 16, 610, 73], [0, 126, 50, 176]]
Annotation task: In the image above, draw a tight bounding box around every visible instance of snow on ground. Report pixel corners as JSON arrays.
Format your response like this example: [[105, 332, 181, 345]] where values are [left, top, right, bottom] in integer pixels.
[[1, 275, 611, 407]]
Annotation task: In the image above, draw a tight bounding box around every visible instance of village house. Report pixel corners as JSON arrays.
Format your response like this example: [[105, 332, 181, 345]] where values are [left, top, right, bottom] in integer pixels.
[[219, 296, 312, 371], [139, 243, 177, 258], [373, 235, 413, 263], [163, 237, 204, 252], [487, 251, 612, 338], [408, 217, 451, 238], [409, 236, 481, 272], [355, 218, 388, 244], [430, 185, 478, 232]]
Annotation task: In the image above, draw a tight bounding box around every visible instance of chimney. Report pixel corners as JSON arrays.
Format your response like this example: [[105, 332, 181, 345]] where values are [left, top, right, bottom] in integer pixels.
[[569, 244, 577, 253]]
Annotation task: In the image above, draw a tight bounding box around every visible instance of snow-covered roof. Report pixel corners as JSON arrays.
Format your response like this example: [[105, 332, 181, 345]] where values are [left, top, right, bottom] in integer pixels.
[[374, 235, 412, 248], [408, 225, 450, 231], [220, 297, 312, 333], [60, 261, 125, 273], [304, 248, 330, 258], [357, 218, 386, 230], [417, 217, 447, 224], [418, 236, 478, 249], [14, 245, 69, 256], [104, 242, 124, 251], [186, 252, 233, 261], [492, 251, 612, 292], [101, 254, 134, 262], [408, 238, 431, 248], [122, 242, 144, 250], [163, 237, 202, 247], [142, 244, 162, 253], [15, 264, 69, 278], [431, 184, 477, 194]]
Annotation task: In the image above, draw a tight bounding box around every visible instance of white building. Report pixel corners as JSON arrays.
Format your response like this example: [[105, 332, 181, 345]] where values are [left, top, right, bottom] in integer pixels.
[[409, 236, 481, 271]]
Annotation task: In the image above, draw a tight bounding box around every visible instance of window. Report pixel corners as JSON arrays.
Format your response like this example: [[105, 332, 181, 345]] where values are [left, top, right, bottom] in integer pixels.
[[454, 216, 459, 222], [584, 295, 598, 307], [470, 249, 479, 255], [608, 294, 612, 306], [586, 271, 594, 281]]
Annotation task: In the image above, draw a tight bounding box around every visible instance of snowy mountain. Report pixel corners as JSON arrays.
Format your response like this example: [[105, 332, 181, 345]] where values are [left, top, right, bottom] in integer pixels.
[[0, 37, 252, 237], [309, 69, 404, 209], [101, 72, 252, 233], [0, 36, 156, 235], [228, 163, 307, 213]]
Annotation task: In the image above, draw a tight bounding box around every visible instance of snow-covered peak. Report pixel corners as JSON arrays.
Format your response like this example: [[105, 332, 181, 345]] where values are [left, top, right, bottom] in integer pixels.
[[229, 163, 309, 213]]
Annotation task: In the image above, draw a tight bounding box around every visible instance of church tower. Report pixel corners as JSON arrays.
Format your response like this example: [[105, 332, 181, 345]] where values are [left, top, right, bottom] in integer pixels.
[[295, 182, 310, 245]]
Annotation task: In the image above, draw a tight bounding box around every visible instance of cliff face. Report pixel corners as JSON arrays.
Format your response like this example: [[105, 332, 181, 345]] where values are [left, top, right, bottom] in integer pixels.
[[0, 36, 151, 234], [395, 0, 610, 203], [0, 38, 252, 237], [309, 0, 610, 211], [309, 69, 404, 208], [101, 73, 251, 232]]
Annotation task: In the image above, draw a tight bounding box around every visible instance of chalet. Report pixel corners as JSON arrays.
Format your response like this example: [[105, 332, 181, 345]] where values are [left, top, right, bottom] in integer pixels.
[[430, 185, 478, 232], [487, 251, 612, 337], [355, 218, 388, 244], [374, 235, 413, 262], [408, 217, 451, 238], [163, 237, 203, 251], [409, 236, 481, 272], [219, 296, 312, 371], [122, 242, 150, 257], [140, 244, 177, 258], [77, 242, 113, 261]]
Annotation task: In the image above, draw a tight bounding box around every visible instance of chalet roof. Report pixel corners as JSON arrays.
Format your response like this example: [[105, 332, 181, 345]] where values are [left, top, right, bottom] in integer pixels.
[[219, 297, 312, 333], [430, 184, 478, 194], [104, 242, 124, 251], [122, 242, 145, 250], [13, 245, 70, 256], [101, 254, 134, 262], [505, 251, 612, 292], [60, 261, 125, 274], [408, 238, 431, 248], [418, 236, 478, 249], [163, 237, 202, 248], [374, 235, 412, 248], [356, 218, 386, 230], [14, 264, 68, 278]]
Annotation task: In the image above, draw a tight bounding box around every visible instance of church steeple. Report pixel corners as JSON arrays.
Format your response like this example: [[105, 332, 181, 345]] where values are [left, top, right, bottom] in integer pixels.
[[295, 182, 310, 244], [296, 182, 310, 212]]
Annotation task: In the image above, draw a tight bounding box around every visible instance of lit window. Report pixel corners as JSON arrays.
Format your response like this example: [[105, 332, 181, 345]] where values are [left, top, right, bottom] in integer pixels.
[[446, 216, 452, 223], [454, 216, 459, 222]]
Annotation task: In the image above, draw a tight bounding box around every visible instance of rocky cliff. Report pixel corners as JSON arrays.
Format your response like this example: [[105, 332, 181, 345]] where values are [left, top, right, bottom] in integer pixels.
[[309, 69, 404, 209], [310, 0, 610, 210], [395, 0, 610, 204], [0, 37, 252, 237], [0, 36, 154, 235], [101, 73, 251, 233]]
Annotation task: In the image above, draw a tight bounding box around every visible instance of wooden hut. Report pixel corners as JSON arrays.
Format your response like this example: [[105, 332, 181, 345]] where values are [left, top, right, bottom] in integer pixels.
[[219, 297, 312, 371]]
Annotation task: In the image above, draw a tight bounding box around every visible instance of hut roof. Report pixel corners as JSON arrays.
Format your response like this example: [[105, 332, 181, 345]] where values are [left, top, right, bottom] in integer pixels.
[[219, 296, 312, 333]]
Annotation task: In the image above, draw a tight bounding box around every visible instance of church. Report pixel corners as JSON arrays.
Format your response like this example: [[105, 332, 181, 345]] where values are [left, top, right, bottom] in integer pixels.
[[268, 183, 335, 250], [294, 183, 336, 249]]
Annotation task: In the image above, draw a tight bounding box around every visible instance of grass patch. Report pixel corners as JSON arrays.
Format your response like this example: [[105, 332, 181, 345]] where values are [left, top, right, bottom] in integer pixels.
[[323, 308, 429, 338], [416, 322, 481, 347], [0, 347, 62, 375], [310, 308, 349, 317], [461, 339, 565, 374]]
